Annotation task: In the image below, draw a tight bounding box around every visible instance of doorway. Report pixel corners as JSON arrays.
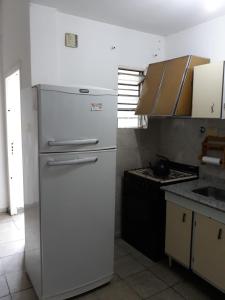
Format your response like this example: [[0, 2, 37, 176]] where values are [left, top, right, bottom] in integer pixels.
[[5, 69, 24, 216]]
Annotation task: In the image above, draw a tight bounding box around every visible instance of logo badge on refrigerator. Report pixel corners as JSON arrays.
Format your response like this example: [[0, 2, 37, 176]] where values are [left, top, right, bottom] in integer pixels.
[[91, 103, 103, 111]]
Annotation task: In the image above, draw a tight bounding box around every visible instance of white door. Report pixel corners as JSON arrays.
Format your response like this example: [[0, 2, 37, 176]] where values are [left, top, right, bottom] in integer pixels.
[[37, 86, 117, 153], [5, 70, 24, 215], [39, 149, 116, 297]]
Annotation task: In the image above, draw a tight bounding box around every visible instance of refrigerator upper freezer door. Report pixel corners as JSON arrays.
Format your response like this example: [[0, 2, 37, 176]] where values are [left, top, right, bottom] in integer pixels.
[[37, 88, 117, 153], [39, 150, 116, 297]]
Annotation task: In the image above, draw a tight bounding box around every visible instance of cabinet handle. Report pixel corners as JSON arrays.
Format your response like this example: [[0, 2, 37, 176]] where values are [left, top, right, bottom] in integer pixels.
[[218, 228, 223, 240], [211, 103, 215, 113], [182, 213, 186, 223]]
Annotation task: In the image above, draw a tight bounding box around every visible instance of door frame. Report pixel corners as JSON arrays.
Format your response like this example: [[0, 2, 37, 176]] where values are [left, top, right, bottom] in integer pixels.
[[4, 63, 23, 215]]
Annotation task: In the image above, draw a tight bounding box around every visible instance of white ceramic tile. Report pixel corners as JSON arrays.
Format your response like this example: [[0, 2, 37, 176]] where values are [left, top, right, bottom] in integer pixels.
[[2, 253, 25, 274], [0, 214, 13, 224], [115, 239, 139, 255], [114, 244, 128, 260], [6, 271, 31, 293], [0, 222, 17, 233], [0, 240, 25, 258], [147, 288, 184, 300], [0, 275, 10, 298], [0, 296, 12, 300], [77, 291, 99, 300], [12, 215, 25, 231], [0, 259, 4, 275], [11, 288, 37, 300], [133, 253, 157, 268], [0, 225, 24, 244], [96, 281, 141, 300], [173, 281, 223, 300], [114, 255, 145, 279], [149, 262, 186, 286], [125, 270, 167, 298]]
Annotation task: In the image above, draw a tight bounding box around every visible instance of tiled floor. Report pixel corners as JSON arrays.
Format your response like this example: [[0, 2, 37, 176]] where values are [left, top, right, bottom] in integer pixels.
[[0, 213, 224, 300]]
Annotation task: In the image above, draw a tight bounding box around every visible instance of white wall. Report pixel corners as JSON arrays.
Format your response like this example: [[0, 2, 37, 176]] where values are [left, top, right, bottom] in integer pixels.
[[30, 4, 165, 89], [166, 14, 225, 61], [0, 0, 32, 211], [0, 34, 8, 212]]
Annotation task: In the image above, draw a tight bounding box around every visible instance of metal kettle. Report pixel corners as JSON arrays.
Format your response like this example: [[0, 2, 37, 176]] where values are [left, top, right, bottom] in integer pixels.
[[149, 155, 170, 177]]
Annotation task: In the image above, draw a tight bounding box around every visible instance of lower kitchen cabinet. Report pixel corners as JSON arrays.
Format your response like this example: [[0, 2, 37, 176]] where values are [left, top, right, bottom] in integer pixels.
[[192, 213, 225, 291], [165, 201, 193, 267]]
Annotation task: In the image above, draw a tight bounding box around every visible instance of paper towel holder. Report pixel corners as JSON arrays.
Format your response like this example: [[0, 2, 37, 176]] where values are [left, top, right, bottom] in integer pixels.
[[199, 135, 225, 168]]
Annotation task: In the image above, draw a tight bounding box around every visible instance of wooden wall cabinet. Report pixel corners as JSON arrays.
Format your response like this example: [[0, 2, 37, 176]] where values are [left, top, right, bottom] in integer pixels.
[[192, 62, 225, 119], [135, 61, 165, 115], [136, 55, 210, 116], [192, 214, 225, 291], [165, 201, 193, 267]]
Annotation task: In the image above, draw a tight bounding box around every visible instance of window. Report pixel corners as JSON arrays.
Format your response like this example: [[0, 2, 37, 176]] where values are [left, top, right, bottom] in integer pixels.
[[117, 67, 148, 129]]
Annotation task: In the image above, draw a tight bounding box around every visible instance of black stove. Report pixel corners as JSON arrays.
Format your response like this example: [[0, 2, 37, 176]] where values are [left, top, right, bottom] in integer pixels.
[[130, 168, 197, 183], [122, 161, 198, 262]]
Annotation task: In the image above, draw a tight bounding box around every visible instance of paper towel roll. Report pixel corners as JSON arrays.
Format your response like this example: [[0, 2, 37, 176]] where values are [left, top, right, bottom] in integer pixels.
[[202, 156, 221, 166]]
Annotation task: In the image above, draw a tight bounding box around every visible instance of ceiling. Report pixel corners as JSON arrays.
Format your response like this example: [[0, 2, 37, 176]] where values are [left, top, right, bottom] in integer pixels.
[[31, 0, 225, 36]]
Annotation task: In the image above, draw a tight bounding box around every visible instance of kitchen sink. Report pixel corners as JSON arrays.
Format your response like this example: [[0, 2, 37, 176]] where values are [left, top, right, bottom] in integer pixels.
[[192, 186, 225, 202]]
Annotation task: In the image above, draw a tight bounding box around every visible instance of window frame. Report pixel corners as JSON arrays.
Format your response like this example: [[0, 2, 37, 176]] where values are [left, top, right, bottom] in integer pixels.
[[117, 67, 147, 129]]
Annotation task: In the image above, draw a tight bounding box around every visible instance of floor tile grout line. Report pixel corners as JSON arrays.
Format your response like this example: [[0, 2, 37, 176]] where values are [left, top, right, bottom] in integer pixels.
[[116, 265, 172, 300], [170, 286, 186, 299], [0, 250, 25, 260], [9, 286, 33, 298], [4, 273, 11, 298], [126, 276, 169, 300], [145, 286, 178, 300], [119, 275, 148, 299], [144, 263, 185, 288], [0, 238, 25, 247]]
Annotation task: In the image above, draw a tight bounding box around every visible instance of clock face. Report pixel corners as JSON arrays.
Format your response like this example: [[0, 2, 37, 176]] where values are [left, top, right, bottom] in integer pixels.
[[65, 33, 78, 48]]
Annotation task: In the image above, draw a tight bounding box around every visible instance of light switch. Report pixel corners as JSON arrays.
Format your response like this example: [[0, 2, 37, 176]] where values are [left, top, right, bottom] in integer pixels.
[[65, 33, 78, 48]]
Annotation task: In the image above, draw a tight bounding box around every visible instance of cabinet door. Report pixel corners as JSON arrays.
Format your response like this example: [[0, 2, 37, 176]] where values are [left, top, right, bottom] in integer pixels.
[[135, 61, 165, 115], [192, 214, 225, 291], [192, 63, 224, 118], [175, 56, 210, 116], [152, 56, 190, 116], [165, 201, 193, 267]]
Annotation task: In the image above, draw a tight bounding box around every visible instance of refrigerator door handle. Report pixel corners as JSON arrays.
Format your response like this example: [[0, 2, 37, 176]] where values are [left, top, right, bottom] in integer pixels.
[[48, 139, 99, 146], [47, 157, 98, 167]]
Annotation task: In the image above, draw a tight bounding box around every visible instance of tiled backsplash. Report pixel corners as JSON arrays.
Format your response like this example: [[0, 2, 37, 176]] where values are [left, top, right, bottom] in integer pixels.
[[157, 118, 225, 179]]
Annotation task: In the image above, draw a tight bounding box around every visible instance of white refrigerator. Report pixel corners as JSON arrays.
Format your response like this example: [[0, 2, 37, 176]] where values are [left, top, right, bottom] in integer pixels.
[[22, 85, 117, 300]]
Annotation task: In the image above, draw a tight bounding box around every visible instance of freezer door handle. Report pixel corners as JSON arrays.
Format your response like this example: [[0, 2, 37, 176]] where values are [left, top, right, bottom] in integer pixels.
[[47, 157, 98, 167], [48, 139, 99, 146]]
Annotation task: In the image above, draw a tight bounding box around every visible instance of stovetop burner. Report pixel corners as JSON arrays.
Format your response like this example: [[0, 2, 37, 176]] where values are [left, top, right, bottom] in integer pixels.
[[129, 167, 198, 184]]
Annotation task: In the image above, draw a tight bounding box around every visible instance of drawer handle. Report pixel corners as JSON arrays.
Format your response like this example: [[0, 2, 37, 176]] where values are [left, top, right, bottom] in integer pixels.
[[211, 103, 215, 113], [48, 139, 99, 146], [47, 157, 98, 167], [182, 213, 186, 223], [218, 228, 223, 240]]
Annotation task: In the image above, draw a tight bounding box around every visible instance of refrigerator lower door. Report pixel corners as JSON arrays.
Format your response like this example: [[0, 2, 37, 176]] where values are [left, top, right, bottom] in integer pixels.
[[39, 150, 116, 298], [37, 88, 117, 153]]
